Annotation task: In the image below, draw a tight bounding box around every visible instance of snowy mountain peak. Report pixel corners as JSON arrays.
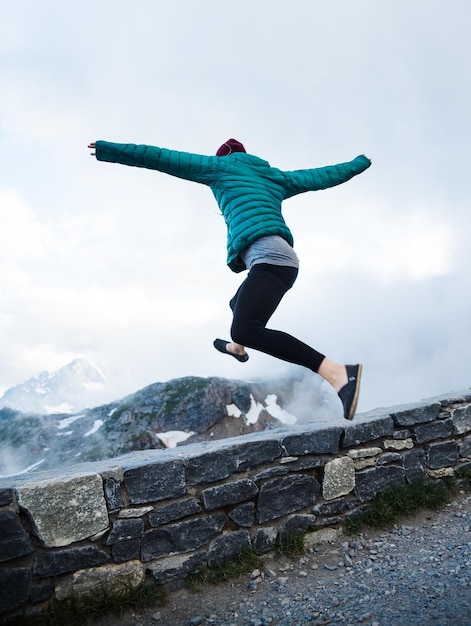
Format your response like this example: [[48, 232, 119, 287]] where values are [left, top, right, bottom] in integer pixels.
[[0, 359, 108, 414]]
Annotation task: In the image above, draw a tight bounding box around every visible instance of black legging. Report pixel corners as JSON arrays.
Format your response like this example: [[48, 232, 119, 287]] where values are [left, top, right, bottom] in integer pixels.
[[230, 263, 325, 372]]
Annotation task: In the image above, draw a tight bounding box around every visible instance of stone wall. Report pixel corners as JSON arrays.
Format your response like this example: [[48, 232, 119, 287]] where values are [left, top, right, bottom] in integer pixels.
[[2, 390, 471, 618]]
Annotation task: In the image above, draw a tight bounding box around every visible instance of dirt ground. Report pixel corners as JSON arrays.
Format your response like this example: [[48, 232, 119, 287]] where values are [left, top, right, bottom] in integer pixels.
[[91, 492, 471, 626]]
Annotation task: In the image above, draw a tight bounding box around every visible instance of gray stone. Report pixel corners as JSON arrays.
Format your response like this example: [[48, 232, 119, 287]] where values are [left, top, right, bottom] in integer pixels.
[[118, 506, 154, 518], [148, 551, 208, 584], [280, 514, 316, 537], [29, 582, 54, 604], [55, 560, 145, 601], [281, 426, 342, 455], [123, 458, 186, 504], [305, 528, 340, 546], [383, 438, 414, 451], [403, 449, 427, 482], [353, 458, 376, 470], [229, 437, 281, 471], [376, 452, 403, 465], [0, 488, 14, 506], [354, 465, 405, 502], [17, 473, 109, 548], [347, 447, 382, 459], [313, 515, 343, 527], [0, 567, 31, 614], [313, 497, 349, 516], [458, 434, 471, 458], [393, 429, 411, 440], [426, 441, 459, 469], [432, 390, 471, 406], [105, 518, 144, 545], [141, 513, 227, 562], [253, 527, 277, 554], [285, 457, 323, 471], [256, 474, 321, 523], [228, 502, 255, 527], [112, 538, 141, 563], [0, 510, 34, 562], [322, 457, 355, 500], [341, 415, 394, 447], [149, 499, 201, 527], [208, 530, 251, 567], [202, 479, 258, 511], [103, 477, 124, 511], [413, 418, 454, 443], [390, 401, 441, 426], [253, 466, 289, 481], [428, 467, 454, 478], [33, 545, 110, 577], [185, 450, 237, 485], [452, 404, 471, 434]]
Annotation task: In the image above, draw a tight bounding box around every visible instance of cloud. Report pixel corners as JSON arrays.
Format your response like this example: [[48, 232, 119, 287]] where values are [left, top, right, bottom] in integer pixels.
[[0, 0, 471, 414], [0, 185, 230, 395], [291, 193, 454, 281], [0, 189, 51, 259]]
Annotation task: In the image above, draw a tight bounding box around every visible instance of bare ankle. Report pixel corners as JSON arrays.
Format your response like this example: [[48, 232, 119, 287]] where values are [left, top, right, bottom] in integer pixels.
[[227, 342, 246, 356], [318, 359, 347, 392]]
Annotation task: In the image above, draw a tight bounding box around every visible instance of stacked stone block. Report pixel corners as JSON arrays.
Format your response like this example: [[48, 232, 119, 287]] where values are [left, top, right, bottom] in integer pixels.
[[1, 390, 471, 619]]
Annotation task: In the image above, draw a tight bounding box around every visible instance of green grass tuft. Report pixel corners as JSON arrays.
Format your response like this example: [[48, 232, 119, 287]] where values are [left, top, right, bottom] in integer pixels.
[[188, 548, 262, 590], [343, 478, 454, 535], [275, 531, 306, 557], [9, 581, 166, 626], [455, 465, 471, 488]]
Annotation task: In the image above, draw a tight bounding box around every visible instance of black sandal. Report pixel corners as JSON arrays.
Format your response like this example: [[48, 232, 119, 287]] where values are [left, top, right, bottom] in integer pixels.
[[338, 364, 362, 420], [213, 338, 249, 362]]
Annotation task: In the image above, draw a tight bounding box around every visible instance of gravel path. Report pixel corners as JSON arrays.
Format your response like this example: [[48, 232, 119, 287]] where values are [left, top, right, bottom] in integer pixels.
[[98, 493, 471, 626]]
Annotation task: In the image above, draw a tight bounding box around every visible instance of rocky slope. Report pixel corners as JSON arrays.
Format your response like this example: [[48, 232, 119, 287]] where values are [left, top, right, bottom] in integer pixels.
[[0, 372, 339, 477]]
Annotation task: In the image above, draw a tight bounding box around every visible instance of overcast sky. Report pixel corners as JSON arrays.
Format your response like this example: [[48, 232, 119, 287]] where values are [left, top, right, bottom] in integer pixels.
[[0, 1, 470, 415]]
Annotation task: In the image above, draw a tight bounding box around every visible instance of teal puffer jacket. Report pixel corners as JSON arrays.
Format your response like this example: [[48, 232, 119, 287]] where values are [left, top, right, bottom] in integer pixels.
[[95, 141, 371, 273]]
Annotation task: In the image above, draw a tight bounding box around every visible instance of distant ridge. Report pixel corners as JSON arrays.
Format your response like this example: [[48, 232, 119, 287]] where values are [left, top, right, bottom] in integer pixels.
[[0, 359, 108, 414]]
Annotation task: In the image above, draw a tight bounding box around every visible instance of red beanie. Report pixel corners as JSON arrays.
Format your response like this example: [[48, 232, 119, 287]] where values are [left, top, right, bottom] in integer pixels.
[[216, 138, 246, 157]]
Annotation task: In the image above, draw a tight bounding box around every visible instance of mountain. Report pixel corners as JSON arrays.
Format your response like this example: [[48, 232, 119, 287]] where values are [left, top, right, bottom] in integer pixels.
[[0, 372, 339, 478], [0, 359, 108, 414]]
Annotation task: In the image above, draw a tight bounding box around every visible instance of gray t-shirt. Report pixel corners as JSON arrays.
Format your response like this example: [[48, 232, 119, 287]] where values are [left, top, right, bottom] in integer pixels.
[[240, 235, 299, 270]]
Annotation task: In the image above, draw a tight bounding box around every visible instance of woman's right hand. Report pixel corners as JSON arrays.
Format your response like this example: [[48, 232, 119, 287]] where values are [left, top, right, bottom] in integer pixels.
[[88, 142, 96, 155]]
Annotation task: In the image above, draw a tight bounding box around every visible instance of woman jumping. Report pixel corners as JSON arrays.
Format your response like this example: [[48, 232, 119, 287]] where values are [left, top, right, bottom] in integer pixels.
[[88, 138, 371, 420]]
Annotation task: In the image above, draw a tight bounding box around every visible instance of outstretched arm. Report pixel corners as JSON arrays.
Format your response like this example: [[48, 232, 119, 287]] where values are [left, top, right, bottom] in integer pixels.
[[282, 154, 372, 198], [88, 140, 217, 185]]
